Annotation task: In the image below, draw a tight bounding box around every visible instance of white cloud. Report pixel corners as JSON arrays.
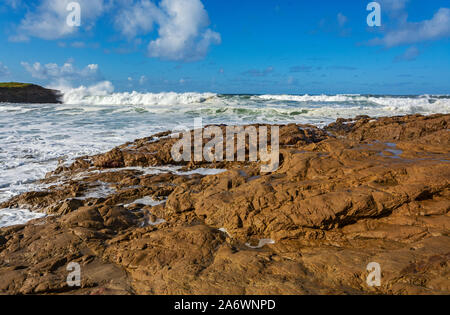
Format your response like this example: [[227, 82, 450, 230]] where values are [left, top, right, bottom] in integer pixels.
[[21, 61, 102, 86], [337, 13, 347, 27], [14, 0, 109, 40], [71, 41, 86, 48], [9, 0, 220, 61], [5, 0, 23, 9], [139, 75, 147, 85], [370, 8, 450, 47], [242, 67, 274, 77], [147, 0, 221, 61], [114, 0, 161, 38], [287, 76, 297, 85], [0, 62, 10, 77], [395, 46, 420, 61], [379, 0, 410, 13]]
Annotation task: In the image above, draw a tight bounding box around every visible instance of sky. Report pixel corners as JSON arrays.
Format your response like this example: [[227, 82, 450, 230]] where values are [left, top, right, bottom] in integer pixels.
[[0, 0, 449, 95]]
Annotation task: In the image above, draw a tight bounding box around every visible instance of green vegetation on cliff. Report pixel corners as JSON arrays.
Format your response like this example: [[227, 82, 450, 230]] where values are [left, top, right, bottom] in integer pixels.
[[0, 82, 62, 103], [0, 82, 33, 88]]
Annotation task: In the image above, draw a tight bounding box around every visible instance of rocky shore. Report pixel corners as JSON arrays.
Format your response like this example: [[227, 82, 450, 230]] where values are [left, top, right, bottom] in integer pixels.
[[0, 114, 449, 295], [0, 83, 61, 103]]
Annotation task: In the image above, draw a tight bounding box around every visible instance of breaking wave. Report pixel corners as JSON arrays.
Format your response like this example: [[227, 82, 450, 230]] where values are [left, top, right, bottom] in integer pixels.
[[62, 82, 217, 105], [60, 83, 450, 117]]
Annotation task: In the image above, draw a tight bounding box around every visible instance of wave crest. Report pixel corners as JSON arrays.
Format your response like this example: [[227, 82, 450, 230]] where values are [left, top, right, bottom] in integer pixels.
[[62, 82, 217, 105]]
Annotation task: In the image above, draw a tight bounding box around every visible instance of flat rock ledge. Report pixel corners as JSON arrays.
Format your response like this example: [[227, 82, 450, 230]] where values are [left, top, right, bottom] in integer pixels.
[[0, 114, 449, 295]]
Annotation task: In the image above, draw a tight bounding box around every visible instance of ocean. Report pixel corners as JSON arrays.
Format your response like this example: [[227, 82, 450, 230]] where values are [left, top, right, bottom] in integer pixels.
[[1, 91, 449, 226]]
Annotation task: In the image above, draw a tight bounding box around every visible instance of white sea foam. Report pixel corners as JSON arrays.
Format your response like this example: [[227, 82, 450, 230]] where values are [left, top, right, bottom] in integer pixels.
[[76, 182, 116, 200], [125, 196, 166, 207], [173, 168, 228, 176], [146, 218, 166, 226], [62, 83, 216, 106], [74, 166, 227, 178], [255, 94, 450, 116], [0, 208, 47, 228]]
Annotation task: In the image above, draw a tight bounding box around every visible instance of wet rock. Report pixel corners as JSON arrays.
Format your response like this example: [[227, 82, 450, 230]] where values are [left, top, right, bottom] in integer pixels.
[[55, 199, 84, 215]]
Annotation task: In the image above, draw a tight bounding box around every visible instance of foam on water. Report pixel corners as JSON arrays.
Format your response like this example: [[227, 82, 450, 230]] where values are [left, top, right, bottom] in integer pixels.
[[173, 168, 228, 176], [62, 82, 216, 106], [0, 208, 47, 228], [146, 218, 166, 226], [71, 166, 227, 179], [125, 196, 166, 207], [76, 182, 116, 200]]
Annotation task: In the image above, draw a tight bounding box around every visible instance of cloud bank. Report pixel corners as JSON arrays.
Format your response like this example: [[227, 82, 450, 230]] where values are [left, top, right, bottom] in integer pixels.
[[147, 0, 221, 61], [379, 0, 410, 13], [14, 0, 108, 41], [21, 61, 102, 87], [0, 62, 10, 77], [114, 0, 161, 38], [370, 8, 450, 47], [11, 0, 221, 61], [395, 46, 420, 62]]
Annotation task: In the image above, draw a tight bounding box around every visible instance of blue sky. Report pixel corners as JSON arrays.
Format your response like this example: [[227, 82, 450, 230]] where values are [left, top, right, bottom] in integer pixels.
[[0, 0, 449, 94]]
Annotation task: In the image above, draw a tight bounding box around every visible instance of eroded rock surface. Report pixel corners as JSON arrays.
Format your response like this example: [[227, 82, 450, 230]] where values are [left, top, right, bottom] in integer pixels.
[[0, 114, 449, 295]]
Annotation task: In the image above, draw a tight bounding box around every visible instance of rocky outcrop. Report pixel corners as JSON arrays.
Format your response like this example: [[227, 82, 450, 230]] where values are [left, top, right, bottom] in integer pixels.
[[0, 83, 62, 103], [0, 114, 449, 295]]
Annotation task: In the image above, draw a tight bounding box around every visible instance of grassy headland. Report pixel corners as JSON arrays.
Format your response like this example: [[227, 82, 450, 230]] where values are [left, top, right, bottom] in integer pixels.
[[0, 82, 62, 103], [0, 82, 33, 88]]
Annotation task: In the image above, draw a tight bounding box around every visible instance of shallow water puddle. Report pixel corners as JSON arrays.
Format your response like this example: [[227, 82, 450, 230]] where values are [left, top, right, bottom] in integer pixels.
[[124, 196, 167, 227], [247, 175, 261, 182], [245, 239, 275, 249], [76, 181, 116, 200], [175, 168, 228, 176], [385, 149, 403, 158], [145, 217, 166, 227], [380, 143, 404, 159]]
